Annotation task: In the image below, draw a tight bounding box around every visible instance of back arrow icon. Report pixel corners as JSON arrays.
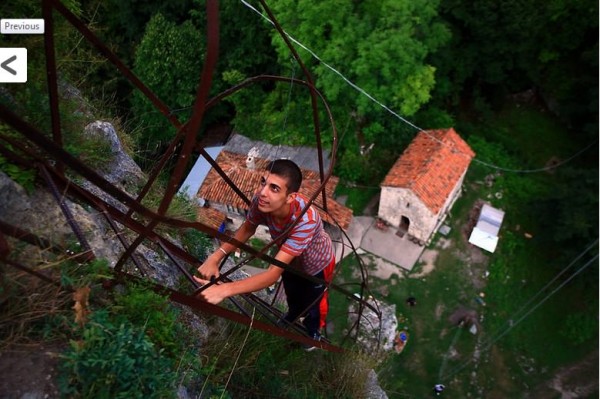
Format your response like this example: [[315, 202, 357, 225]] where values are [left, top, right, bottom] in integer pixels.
[[1, 55, 17, 75]]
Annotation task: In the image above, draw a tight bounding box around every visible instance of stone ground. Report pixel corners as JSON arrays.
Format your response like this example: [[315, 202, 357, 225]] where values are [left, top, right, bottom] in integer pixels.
[[0, 343, 62, 399]]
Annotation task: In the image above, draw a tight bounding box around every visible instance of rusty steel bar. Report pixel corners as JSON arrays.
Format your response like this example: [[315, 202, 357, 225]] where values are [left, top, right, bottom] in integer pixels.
[[258, 0, 330, 212], [122, 0, 221, 273], [101, 211, 147, 277], [116, 270, 344, 353], [0, 220, 62, 255], [159, 0, 220, 217], [42, 0, 63, 175], [0, 220, 95, 265], [0, 231, 9, 259], [46, 0, 250, 214], [2, 258, 62, 287], [38, 164, 95, 262]]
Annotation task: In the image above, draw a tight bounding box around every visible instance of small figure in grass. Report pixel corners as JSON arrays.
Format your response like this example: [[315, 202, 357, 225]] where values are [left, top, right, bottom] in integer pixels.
[[406, 296, 417, 307], [433, 383, 445, 396]]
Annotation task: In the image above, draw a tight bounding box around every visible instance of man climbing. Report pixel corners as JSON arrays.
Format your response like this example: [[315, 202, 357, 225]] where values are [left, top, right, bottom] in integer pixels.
[[194, 159, 336, 350]]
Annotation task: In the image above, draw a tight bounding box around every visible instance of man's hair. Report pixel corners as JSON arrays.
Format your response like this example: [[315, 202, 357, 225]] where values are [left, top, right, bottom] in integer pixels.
[[266, 159, 302, 193]]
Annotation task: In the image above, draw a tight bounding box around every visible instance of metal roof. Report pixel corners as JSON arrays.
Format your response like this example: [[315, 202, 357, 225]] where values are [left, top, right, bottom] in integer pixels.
[[224, 133, 331, 172]]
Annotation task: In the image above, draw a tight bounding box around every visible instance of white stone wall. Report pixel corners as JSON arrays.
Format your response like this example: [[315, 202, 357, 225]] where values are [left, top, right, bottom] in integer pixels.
[[430, 171, 468, 237], [378, 187, 436, 242], [378, 173, 467, 243]]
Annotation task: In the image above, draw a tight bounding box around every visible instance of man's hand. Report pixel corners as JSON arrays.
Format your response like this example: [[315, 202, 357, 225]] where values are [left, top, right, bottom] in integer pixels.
[[193, 277, 229, 304], [196, 256, 220, 281]]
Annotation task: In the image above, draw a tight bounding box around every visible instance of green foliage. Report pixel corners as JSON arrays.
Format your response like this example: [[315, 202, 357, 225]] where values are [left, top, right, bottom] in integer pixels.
[[58, 310, 176, 399], [0, 154, 36, 193], [141, 176, 198, 224], [433, 0, 597, 131], [132, 13, 204, 164], [190, 0, 279, 94], [227, 80, 322, 147], [333, 185, 379, 215], [269, 0, 448, 118], [200, 322, 376, 398], [560, 312, 598, 345], [112, 284, 180, 354], [538, 167, 599, 244], [181, 228, 214, 261], [59, 258, 112, 289], [414, 105, 456, 130]]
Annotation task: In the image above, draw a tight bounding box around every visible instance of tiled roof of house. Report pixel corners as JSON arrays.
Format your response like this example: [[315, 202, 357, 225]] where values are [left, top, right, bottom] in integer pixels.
[[381, 128, 475, 214], [198, 151, 353, 230], [196, 206, 227, 231]]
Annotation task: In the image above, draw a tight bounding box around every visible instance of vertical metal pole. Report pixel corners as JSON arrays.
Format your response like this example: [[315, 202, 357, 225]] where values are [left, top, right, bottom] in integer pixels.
[[42, 0, 64, 175]]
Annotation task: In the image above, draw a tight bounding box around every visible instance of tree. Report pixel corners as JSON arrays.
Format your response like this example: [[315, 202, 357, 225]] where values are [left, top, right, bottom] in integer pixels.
[[132, 13, 204, 164], [430, 0, 598, 132], [225, 0, 450, 184], [266, 0, 448, 120]]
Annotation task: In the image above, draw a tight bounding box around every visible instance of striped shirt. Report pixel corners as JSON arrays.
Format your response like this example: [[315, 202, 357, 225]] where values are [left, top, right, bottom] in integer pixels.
[[246, 193, 334, 276]]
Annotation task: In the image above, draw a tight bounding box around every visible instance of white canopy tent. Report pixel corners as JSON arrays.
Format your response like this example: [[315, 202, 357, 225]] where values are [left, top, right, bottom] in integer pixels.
[[468, 204, 505, 253]]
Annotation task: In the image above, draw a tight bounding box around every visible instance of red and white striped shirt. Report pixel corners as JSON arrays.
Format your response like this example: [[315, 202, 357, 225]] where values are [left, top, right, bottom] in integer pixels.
[[246, 193, 334, 276]]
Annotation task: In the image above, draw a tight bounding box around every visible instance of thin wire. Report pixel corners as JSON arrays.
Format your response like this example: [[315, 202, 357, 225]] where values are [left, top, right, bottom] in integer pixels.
[[221, 307, 256, 398], [240, 0, 597, 175], [441, 251, 599, 381], [471, 139, 599, 173], [477, 239, 598, 348], [281, 58, 296, 134]]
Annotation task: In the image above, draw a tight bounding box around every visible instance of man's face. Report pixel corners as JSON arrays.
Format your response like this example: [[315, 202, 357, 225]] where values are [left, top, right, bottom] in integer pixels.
[[256, 173, 293, 214]]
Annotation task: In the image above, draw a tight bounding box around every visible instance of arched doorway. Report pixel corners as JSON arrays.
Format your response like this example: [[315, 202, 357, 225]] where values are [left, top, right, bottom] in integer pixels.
[[396, 215, 410, 237]]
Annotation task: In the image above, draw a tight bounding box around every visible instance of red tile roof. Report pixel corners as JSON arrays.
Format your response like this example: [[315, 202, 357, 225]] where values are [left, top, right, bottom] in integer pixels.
[[197, 151, 353, 230], [196, 206, 227, 231], [381, 128, 475, 214]]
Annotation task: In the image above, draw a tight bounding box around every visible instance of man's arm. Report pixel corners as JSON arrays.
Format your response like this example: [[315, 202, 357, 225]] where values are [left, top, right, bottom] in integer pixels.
[[194, 250, 294, 304], [196, 220, 257, 279]]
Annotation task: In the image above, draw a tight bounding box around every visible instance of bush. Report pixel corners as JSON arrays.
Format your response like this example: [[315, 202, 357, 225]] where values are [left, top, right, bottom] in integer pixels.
[[560, 312, 598, 345], [112, 284, 180, 355], [181, 228, 214, 261], [58, 310, 176, 399], [132, 13, 204, 165]]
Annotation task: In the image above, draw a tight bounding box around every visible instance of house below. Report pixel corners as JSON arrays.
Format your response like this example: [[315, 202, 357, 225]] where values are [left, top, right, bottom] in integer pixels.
[[196, 151, 352, 240], [378, 128, 475, 245], [179, 133, 350, 243]]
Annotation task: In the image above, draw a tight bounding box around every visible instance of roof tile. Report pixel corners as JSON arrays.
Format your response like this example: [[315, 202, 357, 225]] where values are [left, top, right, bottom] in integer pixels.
[[198, 151, 353, 230], [381, 128, 475, 214]]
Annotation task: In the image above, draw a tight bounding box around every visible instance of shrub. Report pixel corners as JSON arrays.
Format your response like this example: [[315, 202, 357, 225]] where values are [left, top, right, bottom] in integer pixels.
[[560, 312, 598, 345], [112, 284, 180, 355], [132, 13, 204, 165], [58, 310, 176, 399], [181, 228, 214, 261]]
